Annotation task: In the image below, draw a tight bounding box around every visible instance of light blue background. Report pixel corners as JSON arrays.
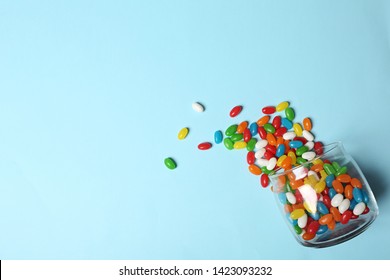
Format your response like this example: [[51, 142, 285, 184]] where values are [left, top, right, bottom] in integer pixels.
[[0, 0, 389, 259]]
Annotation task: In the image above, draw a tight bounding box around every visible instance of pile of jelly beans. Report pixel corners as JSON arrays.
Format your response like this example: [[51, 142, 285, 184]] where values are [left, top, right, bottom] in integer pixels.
[[275, 159, 371, 241]]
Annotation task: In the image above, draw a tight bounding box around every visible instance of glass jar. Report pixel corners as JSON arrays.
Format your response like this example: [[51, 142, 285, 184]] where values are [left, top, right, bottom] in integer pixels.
[[269, 142, 379, 248]]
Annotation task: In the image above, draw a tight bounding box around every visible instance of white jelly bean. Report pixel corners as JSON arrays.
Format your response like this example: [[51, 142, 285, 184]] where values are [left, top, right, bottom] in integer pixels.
[[255, 139, 268, 149], [283, 131, 296, 140], [298, 213, 308, 228], [305, 141, 314, 150], [286, 192, 296, 205], [192, 102, 204, 112], [308, 170, 320, 181], [255, 148, 266, 159], [302, 130, 314, 142], [267, 157, 277, 170], [257, 158, 269, 166], [302, 151, 316, 161], [338, 198, 350, 214], [353, 202, 366, 215], [331, 193, 344, 207]]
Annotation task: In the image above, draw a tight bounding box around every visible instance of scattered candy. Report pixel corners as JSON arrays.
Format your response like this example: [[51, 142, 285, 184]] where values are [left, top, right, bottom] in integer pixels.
[[198, 142, 212, 150], [230, 105, 243, 117], [192, 102, 205, 112], [164, 157, 177, 170], [178, 127, 189, 140]]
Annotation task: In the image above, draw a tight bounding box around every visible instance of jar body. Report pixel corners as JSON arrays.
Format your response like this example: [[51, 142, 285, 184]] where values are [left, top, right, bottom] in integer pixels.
[[269, 142, 379, 248]]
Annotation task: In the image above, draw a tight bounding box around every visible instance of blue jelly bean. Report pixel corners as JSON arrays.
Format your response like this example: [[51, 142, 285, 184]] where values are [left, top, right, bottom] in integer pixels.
[[289, 140, 303, 148], [276, 144, 286, 157], [317, 201, 329, 214], [353, 188, 363, 203], [286, 213, 298, 225], [325, 174, 335, 188], [329, 188, 337, 199], [281, 118, 293, 130], [249, 122, 258, 136], [214, 130, 223, 144], [308, 211, 320, 221], [349, 199, 357, 210], [278, 193, 287, 204], [317, 225, 328, 235], [362, 190, 369, 204]]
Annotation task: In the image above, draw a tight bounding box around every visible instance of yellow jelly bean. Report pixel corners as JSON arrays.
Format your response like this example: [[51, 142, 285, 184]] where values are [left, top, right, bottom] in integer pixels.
[[304, 201, 316, 213], [290, 209, 305, 220], [308, 175, 318, 185], [234, 141, 247, 149], [277, 155, 287, 166], [312, 159, 324, 165], [314, 181, 326, 193], [320, 170, 328, 180], [276, 101, 289, 112], [178, 127, 189, 140], [288, 151, 297, 165], [293, 123, 303, 136]]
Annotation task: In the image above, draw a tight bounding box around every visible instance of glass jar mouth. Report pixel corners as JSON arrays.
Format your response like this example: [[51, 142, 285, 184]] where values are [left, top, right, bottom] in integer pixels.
[[269, 141, 343, 179]]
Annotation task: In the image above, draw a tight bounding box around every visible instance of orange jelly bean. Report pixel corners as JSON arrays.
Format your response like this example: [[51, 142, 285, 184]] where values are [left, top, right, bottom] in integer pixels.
[[311, 163, 324, 172], [257, 115, 270, 126], [336, 174, 351, 183], [319, 214, 333, 225], [248, 164, 262, 175], [237, 121, 248, 133], [327, 219, 336, 230], [276, 137, 284, 145], [330, 207, 341, 222], [292, 203, 305, 210], [278, 175, 287, 187], [303, 117, 312, 131], [284, 204, 293, 213], [266, 133, 277, 146], [332, 180, 344, 194], [351, 178, 362, 189], [281, 156, 292, 169], [302, 232, 315, 240], [290, 179, 304, 190], [344, 184, 354, 200]]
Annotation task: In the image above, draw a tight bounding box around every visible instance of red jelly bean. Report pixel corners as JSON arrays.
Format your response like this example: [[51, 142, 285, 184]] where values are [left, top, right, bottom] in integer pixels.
[[247, 151, 255, 165], [262, 106, 276, 114], [323, 159, 332, 164], [304, 216, 314, 231], [314, 142, 324, 155], [272, 116, 281, 130], [341, 210, 352, 224], [263, 151, 274, 160], [322, 195, 332, 209], [295, 189, 303, 203], [362, 206, 370, 215], [258, 126, 267, 139], [274, 127, 287, 137], [293, 136, 308, 144], [260, 173, 269, 188], [243, 128, 252, 142], [265, 144, 276, 155], [307, 221, 320, 235], [230, 105, 243, 118], [351, 214, 359, 220], [322, 187, 329, 196], [198, 142, 212, 150]]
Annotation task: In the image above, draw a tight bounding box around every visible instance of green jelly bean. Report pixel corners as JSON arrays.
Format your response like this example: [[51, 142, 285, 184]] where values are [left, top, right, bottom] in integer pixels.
[[296, 146, 308, 156], [332, 161, 341, 171], [261, 166, 272, 175], [224, 138, 234, 150], [296, 157, 307, 165], [323, 163, 336, 175], [285, 107, 295, 121], [164, 157, 176, 170], [294, 224, 303, 235], [225, 125, 238, 136], [231, 133, 243, 142], [285, 182, 293, 192], [263, 123, 276, 134], [246, 138, 257, 151], [335, 166, 348, 176]]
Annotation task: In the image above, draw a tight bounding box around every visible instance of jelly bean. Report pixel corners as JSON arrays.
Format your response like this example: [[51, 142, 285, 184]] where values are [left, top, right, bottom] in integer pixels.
[[265, 144, 277, 155], [247, 138, 257, 151], [317, 225, 328, 234], [302, 130, 314, 142], [178, 127, 189, 140], [283, 131, 296, 140], [277, 155, 287, 166], [257, 158, 269, 167], [266, 133, 277, 146], [263, 123, 275, 134], [353, 202, 366, 215], [305, 141, 314, 150], [349, 199, 357, 210], [263, 151, 274, 160], [295, 190, 303, 203], [296, 146, 309, 156], [288, 151, 297, 165], [248, 122, 257, 136], [267, 157, 277, 170], [351, 214, 359, 220], [303, 117, 312, 131], [255, 139, 268, 149], [330, 207, 341, 222], [336, 174, 351, 183], [260, 173, 269, 187], [323, 164, 336, 175], [363, 206, 370, 215], [225, 124, 238, 136], [249, 164, 262, 175], [274, 127, 287, 137], [293, 136, 308, 144], [298, 214, 307, 228], [285, 107, 295, 121], [276, 101, 289, 112], [247, 151, 255, 165], [286, 213, 298, 225], [302, 151, 316, 161], [341, 210, 352, 224], [258, 126, 267, 139], [289, 140, 303, 148], [281, 156, 293, 169], [308, 211, 320, 221], [314, 181, 326, 193], [262, 106, 276, 114], [338, 198, 350, 214], [214, 130, 223, 144], [314, 142, 324, 155], [317, 201, 329, 214], [192, 102, 205, 112], [276, 144, 286, 157], [164, 157, 177, 170], [294, 224, 303, 234], [325, 174, 335, 187], [257, 115, 270, 126], [281, 118, 293, 129], [311, 163, 323, 172], [327, 219, 336, 231], [362, 190, 369, 204], [234, 141, 247, 149], [307, 221, 320, 235], [286, 192, 297, 204], [243, 128, 252, 142], [231, 133, 243, 142], [332, 180, 344, 194], [331, 193, 344, 207], [198, 142, 212, 150], [353, 188, 363, 203], [351, 178, 362, 189], [284, 204, 293, 213], [296, 157, 307, 165], [323, 195, 332, 209], [329, 188, 337, 199], [230, 105, 242, 117], [237, 121, 249, 133], [272, 116, 282, 130], [293, 123, 303, 136], [308, 171, 320, 181], [332, 161, 341, 171], [343, 184, 353, 200], [319, 214, 333, 225], [255, 149, 266, 159], [223, 138, 234, 150], [291, 209, 305, 219], [278, 192, 287, 204], [302, 232, 315, 241]]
